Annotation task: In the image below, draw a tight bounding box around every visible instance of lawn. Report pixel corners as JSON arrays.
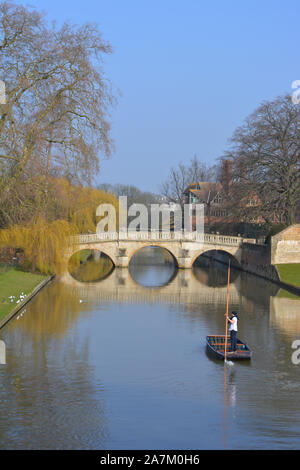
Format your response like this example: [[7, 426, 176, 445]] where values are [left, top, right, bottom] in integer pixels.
[[276, 264, 300, 289], [277, 289, 300, 300], [0, 267, 47, 323]]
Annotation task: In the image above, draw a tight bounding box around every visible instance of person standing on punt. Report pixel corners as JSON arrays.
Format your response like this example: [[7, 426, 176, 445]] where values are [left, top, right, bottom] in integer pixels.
[[227, 311, 239, 352]]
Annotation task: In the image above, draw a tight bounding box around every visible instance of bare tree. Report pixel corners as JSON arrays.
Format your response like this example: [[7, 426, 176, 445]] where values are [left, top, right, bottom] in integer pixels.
[[0, 1, 116, 184], [160, 155, 217, 205], [223, 95, 300, 224], [98, 183, 161, 207]]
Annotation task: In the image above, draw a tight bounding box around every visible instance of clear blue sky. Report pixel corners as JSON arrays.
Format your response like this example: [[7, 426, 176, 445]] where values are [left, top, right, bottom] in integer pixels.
[[15, 0, 300, 191]]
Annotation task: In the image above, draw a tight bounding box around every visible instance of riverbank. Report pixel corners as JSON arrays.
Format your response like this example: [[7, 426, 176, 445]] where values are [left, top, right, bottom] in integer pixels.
[[276, 264, 300, 289], [0, 267, 52, 328]]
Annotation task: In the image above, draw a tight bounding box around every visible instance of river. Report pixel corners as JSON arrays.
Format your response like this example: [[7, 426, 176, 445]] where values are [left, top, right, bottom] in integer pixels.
[[0, 248, 300, 450]]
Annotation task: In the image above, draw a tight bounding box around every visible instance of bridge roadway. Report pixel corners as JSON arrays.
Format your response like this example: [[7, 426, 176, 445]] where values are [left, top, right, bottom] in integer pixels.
[[66, 231, 257, 269]]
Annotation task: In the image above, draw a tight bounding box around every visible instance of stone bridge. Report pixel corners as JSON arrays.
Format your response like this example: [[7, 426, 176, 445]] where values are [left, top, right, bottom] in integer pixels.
[[65, 231, 258, 269]]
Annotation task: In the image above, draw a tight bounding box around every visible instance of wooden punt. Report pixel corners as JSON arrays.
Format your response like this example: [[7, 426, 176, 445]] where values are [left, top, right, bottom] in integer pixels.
[[206, 335, 252, 360]]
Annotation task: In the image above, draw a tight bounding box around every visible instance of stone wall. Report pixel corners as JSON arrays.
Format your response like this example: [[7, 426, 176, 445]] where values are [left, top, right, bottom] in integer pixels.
[[240, 243, 280, 282], [271, 224, 300, 264]]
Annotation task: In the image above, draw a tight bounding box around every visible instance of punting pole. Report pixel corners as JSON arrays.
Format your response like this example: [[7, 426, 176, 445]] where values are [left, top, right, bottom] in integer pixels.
[[224, 260, 233, 365]]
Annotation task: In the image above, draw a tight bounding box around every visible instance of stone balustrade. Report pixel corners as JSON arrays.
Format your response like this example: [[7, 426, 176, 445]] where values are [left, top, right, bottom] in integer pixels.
[[69, 231, 252, 247]]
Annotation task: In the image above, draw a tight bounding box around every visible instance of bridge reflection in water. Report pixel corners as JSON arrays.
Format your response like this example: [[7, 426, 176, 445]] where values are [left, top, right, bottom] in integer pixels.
[[60, 255, 300, 338], [1, 251, 300, 450], [60, 267, 242, 306]]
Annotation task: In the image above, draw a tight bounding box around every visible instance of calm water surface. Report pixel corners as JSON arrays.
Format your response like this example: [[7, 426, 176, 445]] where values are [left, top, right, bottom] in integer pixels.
[[0, 252, 300, 450]]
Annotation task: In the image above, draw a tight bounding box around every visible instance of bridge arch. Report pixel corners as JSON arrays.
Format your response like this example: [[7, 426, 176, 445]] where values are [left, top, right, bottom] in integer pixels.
[[65, 243, 118, 268], [191, 248, 240, 268], [128, 244, 179, 267], [66, 247, 115, 283]]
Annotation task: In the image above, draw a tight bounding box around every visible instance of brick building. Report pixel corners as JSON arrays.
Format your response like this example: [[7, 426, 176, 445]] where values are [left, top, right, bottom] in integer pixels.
[[183, 160, 233, 229], [183, 160, 285, 235]]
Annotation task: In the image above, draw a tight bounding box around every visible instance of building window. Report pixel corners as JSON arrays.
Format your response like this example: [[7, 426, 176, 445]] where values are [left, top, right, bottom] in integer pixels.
[[247, 198, 257, 207], [189, 194, 198, 203], [211, 210, 227, 217], [213, 193, 222, 205]]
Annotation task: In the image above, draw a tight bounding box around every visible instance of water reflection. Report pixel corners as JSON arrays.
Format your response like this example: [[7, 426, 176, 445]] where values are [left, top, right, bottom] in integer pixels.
[[60, 266, 242, 306], [270, 296, 300, 336], [192, 261, 239, 287], [129, 246, 177, 287], [68, 249, 114, 282], [0, 286, 110, 448], [0, 251, 300, 449]]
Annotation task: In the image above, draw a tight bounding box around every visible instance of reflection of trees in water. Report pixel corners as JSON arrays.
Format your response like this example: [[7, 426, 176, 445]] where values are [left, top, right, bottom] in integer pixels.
[[194, 250, 239, 267], [239, 271, 279, 306], [69, 250, 114, 282], [1, 278, 110, 449], [15, 280, 98, 337], [1, 319, 109, 449], [172, 260, 280, 346], [171, 273, 300, 436], [2, 262, 299, 449], [192, 263, 239, 287]]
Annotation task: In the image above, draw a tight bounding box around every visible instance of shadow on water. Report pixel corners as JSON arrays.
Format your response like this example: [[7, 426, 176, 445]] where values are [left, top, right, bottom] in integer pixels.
[[192, 261, 239, 287]]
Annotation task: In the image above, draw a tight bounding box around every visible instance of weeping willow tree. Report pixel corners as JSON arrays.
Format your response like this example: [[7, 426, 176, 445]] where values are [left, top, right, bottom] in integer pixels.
[[49, 178, 119, 233], [0, 218, 75, 274], [0, 180, 119, 274]]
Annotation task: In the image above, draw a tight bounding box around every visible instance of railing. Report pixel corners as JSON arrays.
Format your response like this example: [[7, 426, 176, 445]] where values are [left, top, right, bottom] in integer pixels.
[[69, 231, 254, 246]]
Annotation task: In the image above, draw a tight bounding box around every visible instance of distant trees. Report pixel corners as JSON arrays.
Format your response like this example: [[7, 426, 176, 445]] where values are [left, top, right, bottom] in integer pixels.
[[98, 183, 161, 207], [161, 96, 300, 229], [223, 95, 300, 225], [160, 155, 218, 206]]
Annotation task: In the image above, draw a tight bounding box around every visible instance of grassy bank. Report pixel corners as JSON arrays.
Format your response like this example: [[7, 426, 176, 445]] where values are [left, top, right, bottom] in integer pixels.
[[0, 267, 47, 323], [276, 264, 300, 289], [277, 289, 300, 300]]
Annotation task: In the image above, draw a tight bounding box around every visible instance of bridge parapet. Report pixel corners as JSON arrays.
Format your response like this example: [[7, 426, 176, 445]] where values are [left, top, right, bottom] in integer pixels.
[[69, 231, 252, 247]]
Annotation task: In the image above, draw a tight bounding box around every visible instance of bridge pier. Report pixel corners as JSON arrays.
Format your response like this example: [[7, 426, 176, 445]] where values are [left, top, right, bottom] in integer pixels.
[[177, 257, 193, 269], [115, 256, 129, 268]]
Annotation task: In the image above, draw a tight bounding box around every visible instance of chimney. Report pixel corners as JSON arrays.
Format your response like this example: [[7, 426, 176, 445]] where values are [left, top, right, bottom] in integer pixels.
[[221, 160, 232, 194]]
